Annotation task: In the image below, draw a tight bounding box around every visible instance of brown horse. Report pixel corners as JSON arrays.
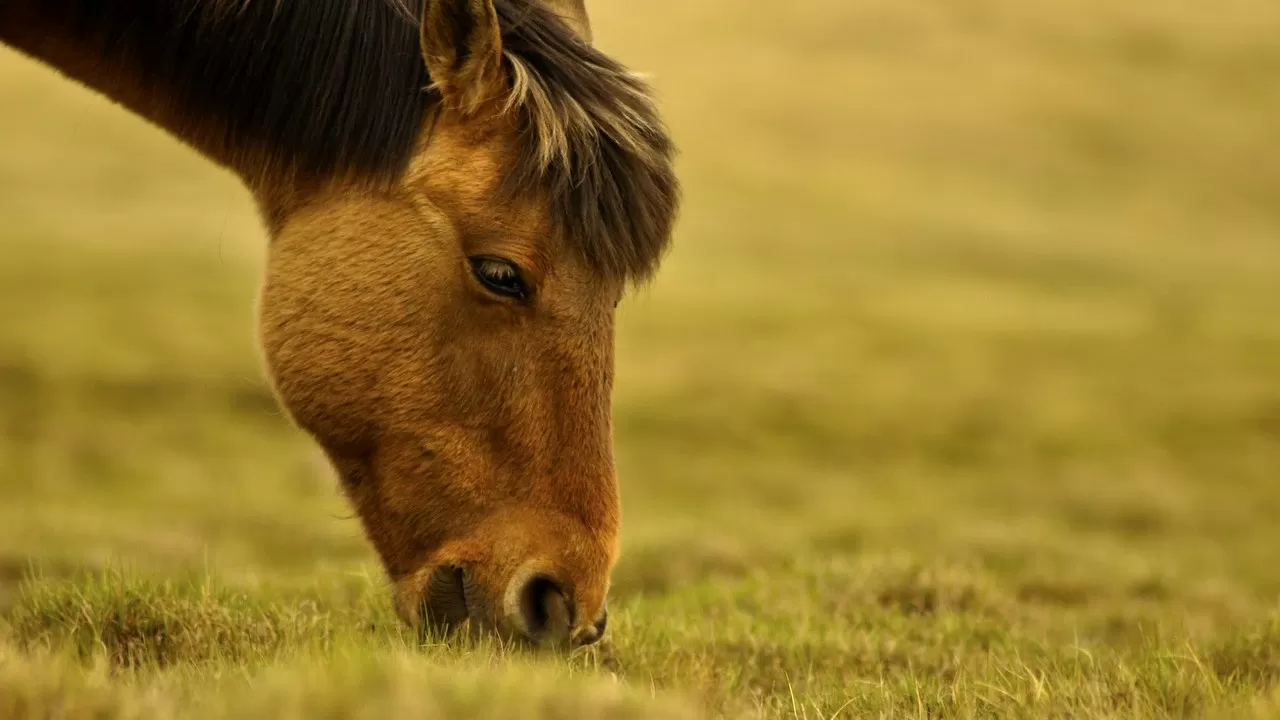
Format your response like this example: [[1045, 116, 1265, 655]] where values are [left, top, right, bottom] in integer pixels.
[[0, 0, 679, 648]]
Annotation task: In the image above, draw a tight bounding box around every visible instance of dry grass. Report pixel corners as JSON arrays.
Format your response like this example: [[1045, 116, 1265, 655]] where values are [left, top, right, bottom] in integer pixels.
[[2, 0, 1280, 717]]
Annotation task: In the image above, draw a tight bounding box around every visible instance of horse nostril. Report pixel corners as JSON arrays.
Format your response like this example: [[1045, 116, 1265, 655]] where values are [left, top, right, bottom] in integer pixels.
[[516, 574, 572, 644], [422, 564, 469, 631]]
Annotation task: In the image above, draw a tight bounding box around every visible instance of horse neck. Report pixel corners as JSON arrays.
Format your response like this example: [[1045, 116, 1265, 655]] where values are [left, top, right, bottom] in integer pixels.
[[0, 1, 267, 187], [0, 0, 434, 209]]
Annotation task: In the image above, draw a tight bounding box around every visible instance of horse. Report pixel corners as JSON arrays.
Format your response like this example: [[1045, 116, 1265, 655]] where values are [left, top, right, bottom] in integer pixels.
[[0, 0, 680, 648]]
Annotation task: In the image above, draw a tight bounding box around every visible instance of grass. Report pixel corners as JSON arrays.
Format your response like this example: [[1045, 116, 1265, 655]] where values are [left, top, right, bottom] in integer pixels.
[[2, 0, 1280, 717]]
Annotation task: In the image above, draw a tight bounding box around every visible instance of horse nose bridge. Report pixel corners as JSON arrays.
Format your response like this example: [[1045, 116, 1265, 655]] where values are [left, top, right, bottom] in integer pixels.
[[528, 465, 621, 548], [531, 367, 619, 509], [538, 322, 615, 422], [492, 352, 609, 487], [507, 509, 619, 591], [547, 373, 614, 448]]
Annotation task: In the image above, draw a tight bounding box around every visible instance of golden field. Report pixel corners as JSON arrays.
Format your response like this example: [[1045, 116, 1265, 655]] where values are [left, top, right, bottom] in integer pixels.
[[2, 1, 1279, 717]]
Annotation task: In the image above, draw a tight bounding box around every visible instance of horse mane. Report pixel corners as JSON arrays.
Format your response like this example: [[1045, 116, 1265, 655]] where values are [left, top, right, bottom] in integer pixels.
[[39, 0, 679, 282], [492, 2, 680, 283]]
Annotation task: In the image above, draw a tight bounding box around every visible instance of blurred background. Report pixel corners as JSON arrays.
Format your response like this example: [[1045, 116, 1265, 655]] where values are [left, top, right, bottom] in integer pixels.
[[2, 0, 1279, 631]]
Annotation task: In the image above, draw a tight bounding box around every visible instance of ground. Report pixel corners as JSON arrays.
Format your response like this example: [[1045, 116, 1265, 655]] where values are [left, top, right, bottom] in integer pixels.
[[2, 0, 1280, 717]]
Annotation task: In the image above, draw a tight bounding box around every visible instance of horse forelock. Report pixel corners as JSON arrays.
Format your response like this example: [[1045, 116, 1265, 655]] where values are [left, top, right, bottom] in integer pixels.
[[73, 0, 680, 283], [491, 2, 680, 285]]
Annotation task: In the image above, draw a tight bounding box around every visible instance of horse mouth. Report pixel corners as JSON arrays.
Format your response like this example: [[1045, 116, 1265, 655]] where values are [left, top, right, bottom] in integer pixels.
[[422, 564, 472, 634]]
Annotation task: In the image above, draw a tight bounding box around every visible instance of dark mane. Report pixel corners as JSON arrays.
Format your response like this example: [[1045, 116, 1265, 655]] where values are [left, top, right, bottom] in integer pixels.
[[491, 2, 680, 282], [26, 0, 678, 282]]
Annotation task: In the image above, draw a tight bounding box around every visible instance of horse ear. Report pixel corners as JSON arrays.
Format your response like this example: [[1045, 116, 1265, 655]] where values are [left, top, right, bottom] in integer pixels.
[[543, 0, 593, 43], [421, 0, 506, 115]]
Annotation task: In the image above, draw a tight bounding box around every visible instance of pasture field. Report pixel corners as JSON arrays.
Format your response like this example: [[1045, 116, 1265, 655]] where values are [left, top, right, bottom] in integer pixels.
[[3, 0, 1280, 717]]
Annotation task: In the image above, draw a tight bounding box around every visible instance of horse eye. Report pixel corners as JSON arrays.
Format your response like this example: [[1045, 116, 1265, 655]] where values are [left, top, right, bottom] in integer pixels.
[[469, 257, 528, 300]]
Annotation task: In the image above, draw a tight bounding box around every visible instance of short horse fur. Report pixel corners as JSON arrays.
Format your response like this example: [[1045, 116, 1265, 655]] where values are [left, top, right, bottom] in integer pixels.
[[0, 0, 680, 647]]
